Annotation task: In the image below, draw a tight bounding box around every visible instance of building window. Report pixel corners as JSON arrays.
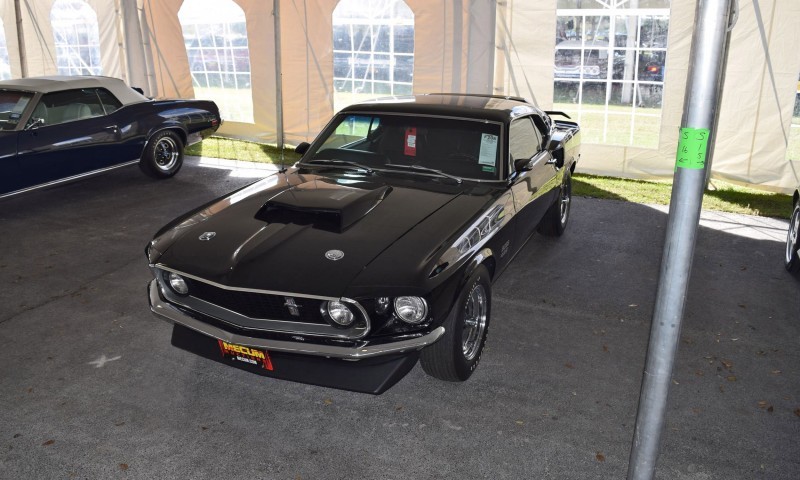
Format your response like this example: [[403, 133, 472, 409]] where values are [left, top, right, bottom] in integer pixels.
[[333, 0, 414, 112], [51, 0, 103, 76], [554, 0, 670, 148], [179, 0, 253, 123]]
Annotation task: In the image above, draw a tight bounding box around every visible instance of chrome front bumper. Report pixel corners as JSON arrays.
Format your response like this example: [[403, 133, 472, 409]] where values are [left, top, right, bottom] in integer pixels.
[[148, 280, 445, 360]]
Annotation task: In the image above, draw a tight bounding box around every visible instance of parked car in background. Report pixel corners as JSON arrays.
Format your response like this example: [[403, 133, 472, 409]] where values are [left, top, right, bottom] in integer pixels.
[[147, 94, 580, 394], [786, 186, 800, 277], [0, 76, 221, 198]]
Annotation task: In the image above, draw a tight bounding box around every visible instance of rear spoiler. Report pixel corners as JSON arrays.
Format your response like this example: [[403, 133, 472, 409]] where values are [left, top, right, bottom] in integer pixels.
[[544, 110, 572, 119]]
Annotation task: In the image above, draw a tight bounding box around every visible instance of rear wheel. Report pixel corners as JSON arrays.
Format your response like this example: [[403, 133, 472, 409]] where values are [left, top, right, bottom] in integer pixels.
[[785, 201, 800, 276], [139, 130, 184, 179], [538, 170, 572, 236], [420, 265, 491, 382]]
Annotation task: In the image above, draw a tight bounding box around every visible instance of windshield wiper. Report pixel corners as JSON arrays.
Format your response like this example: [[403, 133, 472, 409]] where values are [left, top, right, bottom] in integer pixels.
[[384, 163, 462, 184], [299, 159, 374, 174]]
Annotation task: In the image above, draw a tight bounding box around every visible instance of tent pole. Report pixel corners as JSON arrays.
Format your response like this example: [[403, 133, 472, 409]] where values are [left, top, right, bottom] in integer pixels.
[[14, 0, 27, 78], [626, 1, 735, 479], [274, 0, 284, 151]]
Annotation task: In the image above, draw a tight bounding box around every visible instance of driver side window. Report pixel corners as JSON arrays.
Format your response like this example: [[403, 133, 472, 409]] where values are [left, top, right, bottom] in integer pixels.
[[27, 88, 105, 128], [509, 117, 542, 161]]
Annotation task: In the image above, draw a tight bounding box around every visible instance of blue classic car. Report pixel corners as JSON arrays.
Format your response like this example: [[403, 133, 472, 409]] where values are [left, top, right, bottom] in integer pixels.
[[0, 76, 221, 198]]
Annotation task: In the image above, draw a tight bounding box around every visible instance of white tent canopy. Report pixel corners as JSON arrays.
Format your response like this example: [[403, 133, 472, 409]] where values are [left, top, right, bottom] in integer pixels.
[[2, 0, 798, 192]]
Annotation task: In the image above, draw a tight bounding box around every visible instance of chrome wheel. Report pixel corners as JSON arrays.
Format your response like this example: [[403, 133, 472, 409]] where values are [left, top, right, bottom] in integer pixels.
[[786, 205, 800, 265], [420, 265, 491, 382], [154, 136, 179, 171], [461, 283, 487, 361], [559, 175, 572, 226]]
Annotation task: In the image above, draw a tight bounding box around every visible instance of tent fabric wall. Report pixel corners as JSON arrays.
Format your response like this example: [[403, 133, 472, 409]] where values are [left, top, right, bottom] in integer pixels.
[[277, 0, 496, 145], [141, 0, 279, 143], [0, 2, 20, 78], [493, 0, 556, 108], [7, 1, 124, 80], [4, 0, 800, 192], [711, 0, 800, 191]]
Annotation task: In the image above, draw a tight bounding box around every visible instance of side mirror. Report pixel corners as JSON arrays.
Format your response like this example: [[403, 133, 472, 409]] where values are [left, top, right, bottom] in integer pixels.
[[295, 141, 310, 156], [25, 117, 45, 130], [514, 157, 532, 172]]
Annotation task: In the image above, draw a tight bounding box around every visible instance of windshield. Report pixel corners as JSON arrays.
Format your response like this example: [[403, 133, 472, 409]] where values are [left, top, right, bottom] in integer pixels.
[[0, 90, 33, 131], [302, 113, 504, 181]]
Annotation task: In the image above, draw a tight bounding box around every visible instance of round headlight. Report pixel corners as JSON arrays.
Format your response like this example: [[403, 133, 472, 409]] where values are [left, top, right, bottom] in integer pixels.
[[394, 296, 428, 324], [168, 272, 188, 295], [324, 300, 354, 327]]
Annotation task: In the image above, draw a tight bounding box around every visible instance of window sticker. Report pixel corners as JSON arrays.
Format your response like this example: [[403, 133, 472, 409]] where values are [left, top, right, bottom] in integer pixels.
[[404, 127, 417, 156], [479, 133, 498, 166]]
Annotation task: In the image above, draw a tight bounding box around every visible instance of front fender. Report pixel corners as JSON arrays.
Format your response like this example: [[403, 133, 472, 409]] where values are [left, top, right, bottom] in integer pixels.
[[427, 247, 496, 329]]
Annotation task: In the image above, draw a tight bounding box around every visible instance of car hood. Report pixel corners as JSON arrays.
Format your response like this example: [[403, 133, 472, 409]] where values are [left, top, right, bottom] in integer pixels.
[[153, 173, 463, 297]]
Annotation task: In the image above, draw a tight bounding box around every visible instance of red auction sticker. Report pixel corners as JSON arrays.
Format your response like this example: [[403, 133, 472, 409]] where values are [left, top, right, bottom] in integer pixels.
[[404, 127, 417, 156]]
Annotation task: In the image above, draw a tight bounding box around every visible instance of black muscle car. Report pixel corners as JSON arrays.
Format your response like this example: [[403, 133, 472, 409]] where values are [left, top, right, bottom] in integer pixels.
[[147, 94, 580, 394], [786, 185, 800, 277], [0, 76, 221, 198]]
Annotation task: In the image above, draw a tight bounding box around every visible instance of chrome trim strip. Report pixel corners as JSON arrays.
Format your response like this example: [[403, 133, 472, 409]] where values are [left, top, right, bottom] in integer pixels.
[[0, 160, 139, 199], [149, 280, 444, 359]]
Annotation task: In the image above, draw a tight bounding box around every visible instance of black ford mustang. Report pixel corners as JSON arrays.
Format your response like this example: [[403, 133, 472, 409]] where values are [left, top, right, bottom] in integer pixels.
[[0, 76, 220, 198], [147, 94, 580, 394]]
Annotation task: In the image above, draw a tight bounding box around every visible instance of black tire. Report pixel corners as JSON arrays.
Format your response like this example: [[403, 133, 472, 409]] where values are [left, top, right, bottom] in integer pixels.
[[420, 265, 491, 382], [537, 170, 572, 236], [139, 130, 184, 179], [785, 201, 800, 276]]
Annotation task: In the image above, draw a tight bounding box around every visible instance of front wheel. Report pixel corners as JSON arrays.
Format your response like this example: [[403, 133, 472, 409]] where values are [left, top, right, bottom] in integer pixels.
[[420, 265, 491, 382], [537, 170, 572, 236], [139, 130, 184, 179], [785, 201, 800, 276]]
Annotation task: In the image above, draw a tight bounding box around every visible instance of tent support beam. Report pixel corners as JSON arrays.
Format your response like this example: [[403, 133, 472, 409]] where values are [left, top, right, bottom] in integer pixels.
[[626, 1, 735, 479], [14, 0, 27, 78], [274, 0, 284, 151]]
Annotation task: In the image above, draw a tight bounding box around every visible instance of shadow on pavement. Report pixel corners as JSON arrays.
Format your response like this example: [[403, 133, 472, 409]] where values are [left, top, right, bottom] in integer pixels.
[[0, 160, 797, 479]]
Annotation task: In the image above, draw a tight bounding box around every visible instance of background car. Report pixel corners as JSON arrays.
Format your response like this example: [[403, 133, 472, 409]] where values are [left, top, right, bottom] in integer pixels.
[[146, 94, 580, 394], [786, 186, 800, 276], [0, 75, 221, 198]]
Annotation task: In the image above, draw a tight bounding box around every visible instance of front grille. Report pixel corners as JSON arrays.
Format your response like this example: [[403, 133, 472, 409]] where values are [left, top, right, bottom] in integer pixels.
[[184, 278, 327, 324]]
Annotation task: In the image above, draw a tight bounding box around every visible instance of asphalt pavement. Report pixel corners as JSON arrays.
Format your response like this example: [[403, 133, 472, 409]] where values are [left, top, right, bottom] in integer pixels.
[[1, 157, 798, 479]]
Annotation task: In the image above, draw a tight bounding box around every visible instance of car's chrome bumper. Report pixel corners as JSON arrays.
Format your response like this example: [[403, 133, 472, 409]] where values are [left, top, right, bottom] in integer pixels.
[[148, 280, 445, 360]]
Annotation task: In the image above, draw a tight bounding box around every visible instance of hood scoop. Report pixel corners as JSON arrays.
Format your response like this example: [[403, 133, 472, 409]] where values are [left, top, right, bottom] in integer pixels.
[[257, 180, 392, 232]]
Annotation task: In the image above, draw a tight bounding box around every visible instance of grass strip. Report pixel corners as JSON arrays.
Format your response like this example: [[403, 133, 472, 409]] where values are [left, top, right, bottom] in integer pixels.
[[186, 136, 300, 164], [573, 174, 792, 218]]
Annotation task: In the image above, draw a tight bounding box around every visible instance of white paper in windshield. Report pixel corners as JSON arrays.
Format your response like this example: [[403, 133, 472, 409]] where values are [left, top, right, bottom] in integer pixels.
[[478, 134, 498, 167]]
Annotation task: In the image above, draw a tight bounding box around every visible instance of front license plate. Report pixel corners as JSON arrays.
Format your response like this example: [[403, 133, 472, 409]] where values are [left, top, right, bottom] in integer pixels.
[[217, 340, 274, 371]]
